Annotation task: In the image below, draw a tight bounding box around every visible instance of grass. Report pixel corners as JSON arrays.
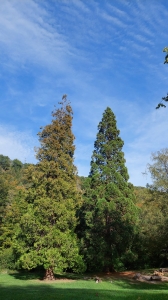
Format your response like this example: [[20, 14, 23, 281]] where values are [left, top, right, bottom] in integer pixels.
[[0, 270, 168, 300]]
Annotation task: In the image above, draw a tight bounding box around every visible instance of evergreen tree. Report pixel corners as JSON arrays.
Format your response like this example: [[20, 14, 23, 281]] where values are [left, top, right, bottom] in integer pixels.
[[0, 155, 11, 171], [12, 159, 23, 173], [1, 95, 85, 278], [80, 107, 138, 271]]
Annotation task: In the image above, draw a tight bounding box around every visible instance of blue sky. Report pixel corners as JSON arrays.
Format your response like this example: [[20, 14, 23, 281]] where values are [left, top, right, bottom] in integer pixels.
[[1, 0, 168, 186]]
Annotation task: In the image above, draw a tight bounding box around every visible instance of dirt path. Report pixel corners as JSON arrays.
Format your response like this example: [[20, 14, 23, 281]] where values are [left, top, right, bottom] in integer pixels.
[[35, 271, 168, 284], [95, 271, 135, 280]]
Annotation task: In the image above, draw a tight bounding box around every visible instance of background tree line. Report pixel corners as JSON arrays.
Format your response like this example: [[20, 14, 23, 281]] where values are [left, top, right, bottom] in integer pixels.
[[0, 95, 167, 278]]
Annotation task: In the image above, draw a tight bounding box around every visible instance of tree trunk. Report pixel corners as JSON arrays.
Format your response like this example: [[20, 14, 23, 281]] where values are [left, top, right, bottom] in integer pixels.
[[44, 267, 55, 280], [103, 265, 115, 273]]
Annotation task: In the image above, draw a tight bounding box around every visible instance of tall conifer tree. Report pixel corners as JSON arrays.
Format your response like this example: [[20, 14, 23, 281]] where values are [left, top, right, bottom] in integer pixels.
[[81, 107, 138, 271], [2, 95, 85, 278]]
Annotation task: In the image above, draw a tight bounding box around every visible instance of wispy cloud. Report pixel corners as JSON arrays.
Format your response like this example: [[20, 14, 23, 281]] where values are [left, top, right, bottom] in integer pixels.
[[107, 2, 131, 21], [0, 125, 37, 163], [100, 11, 126, 27], [0, 0, 73, 72], [70, 0, 90, 13]]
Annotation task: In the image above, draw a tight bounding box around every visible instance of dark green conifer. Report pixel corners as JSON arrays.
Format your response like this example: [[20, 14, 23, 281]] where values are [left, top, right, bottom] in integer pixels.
[[81, 107, 138, 271]]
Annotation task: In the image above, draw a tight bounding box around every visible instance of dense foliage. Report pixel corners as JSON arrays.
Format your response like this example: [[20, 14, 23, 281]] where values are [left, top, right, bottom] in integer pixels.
[[0, 96, 85, 277], [77, 108, 138, 271], [133, 149, 168, 268], [0, 156, 29, 226]]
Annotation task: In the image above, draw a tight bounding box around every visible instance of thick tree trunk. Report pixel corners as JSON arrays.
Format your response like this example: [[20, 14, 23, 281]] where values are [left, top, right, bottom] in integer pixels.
[[44, 267, 55, 280], [103, 265, 115, 273]]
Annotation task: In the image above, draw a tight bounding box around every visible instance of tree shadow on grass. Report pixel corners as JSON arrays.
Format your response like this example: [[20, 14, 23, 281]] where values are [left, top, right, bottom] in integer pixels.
[[0, 283, 168, 300], [8, 270, 168, 292], [8, 269, 45, 280], [9, 270, 83, 281]]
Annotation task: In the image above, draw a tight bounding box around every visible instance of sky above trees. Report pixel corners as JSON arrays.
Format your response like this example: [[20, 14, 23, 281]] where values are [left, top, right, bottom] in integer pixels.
[[0, 0, 168, 186]]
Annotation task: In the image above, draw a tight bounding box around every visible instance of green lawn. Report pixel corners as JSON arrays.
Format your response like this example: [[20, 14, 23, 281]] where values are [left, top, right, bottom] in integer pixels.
[[0, 271, 168, 300]]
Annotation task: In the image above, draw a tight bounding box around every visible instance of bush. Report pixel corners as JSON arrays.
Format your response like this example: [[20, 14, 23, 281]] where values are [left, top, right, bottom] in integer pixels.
[[0, 248, 15, 270]]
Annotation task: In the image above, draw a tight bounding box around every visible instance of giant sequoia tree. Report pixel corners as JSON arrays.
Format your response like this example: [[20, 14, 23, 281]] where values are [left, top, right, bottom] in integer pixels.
[[81, 107, 138, 271], [2, 95, 85, 278]]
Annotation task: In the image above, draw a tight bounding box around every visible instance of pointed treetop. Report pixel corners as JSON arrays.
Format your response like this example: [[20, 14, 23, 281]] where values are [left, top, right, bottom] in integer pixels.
[[89, 106, 129, 183]]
